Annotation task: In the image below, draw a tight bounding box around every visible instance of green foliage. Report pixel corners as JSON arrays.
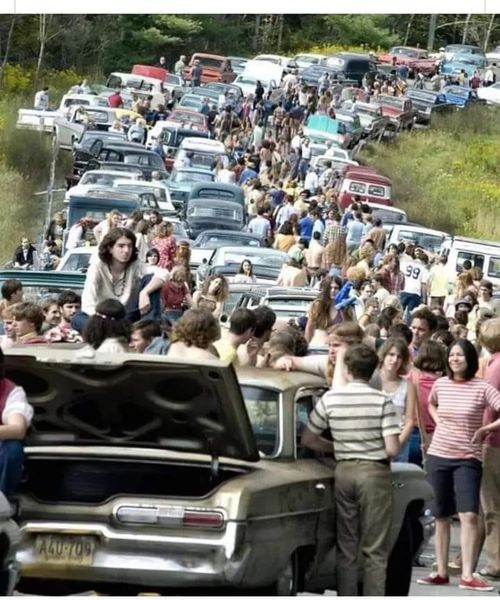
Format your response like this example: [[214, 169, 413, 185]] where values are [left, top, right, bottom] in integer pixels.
[[362, 106, 500, 241], [322, 15, 399, 49]]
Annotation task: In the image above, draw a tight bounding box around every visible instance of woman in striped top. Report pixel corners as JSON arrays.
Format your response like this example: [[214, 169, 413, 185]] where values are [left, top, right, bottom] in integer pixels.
[[418, 339, 500, 592]]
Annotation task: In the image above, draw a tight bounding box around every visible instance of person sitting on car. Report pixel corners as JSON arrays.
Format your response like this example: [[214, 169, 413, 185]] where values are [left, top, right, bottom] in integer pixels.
[[0, 347, 34, 496]]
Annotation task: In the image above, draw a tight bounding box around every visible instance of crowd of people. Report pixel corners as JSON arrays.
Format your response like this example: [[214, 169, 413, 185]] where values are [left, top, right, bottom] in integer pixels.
[[7, 54, 498, 595]]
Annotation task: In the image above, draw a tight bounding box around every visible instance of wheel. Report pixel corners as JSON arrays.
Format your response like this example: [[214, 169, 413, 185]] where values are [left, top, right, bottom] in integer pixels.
[[252, 553, 299, 596], [385, 511, 415, 596]]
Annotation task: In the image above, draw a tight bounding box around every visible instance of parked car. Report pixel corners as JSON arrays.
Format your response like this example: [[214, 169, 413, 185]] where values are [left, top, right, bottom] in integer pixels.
[[303, 114, 351, 148], [477, 81, 500, 106], [441, 85, 486, 108], [374, 95, 415, 132], [55, 106, 121, 150], [387, 223, 449, 254], [191, 230, 265, 268], [184, 53, 236, 84], [184, 199, 244, 240], [440, 236, 500, 289], [377, 46, 437, 77], [65, 169, 142, 201], [173, 138, 228, 172], [175, 93, 204, 112], [333, 110, 365, 147], [403, 89, 454, 124], [293, 53, 327, 73], [440, 54, 488, 79], [300, 65, 345, 88], [236, 287, 318, 323], [165, 108, 209, 133], [364, 202, 408, 224], [233, 73, 283, 105], [253, 54, 299, 71], [112, 180, 176, 216], [227, 56, 249, 75], [0, 269, 85, 304], [336, 166, 393, 210], [443, 44, 487, 63], [10, 347, 433, 596], [146, 124, 210, 171], [166, 167, 215, 209], [324, 53, 377, 85], [163, 73, 187, 100], [342, 101, 390, 138], [208, 246, 288, 271], [188, 182, 245, 212]]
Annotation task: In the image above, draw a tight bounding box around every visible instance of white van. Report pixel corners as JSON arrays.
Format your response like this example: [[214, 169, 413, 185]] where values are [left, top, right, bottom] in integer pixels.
[[386, 223, 450, 254], [440, 236, 500, 288], [173, 137, 228, 171]]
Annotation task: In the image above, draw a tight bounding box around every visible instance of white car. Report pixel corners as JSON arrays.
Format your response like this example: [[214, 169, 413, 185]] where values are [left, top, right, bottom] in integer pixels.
[[56, 246, 97, 273], [486, 46, 500, 63], [113, 180, 176, 215], [477, 82, 500, 106], [64, 170, 142, 202], [293, 53, 327, 72]]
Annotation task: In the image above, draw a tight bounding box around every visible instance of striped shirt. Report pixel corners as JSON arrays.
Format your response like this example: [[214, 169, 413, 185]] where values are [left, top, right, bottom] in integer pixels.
[[307, 382, 400, 461], [428, 377, 500, 461]]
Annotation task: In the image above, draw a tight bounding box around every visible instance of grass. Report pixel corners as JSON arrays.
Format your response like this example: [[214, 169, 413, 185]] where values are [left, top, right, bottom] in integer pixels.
[[361, 105, 500, 241]]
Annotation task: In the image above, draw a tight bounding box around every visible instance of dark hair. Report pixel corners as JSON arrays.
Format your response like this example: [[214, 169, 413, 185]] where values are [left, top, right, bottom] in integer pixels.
[[388, 323, 413, 345], [447, 338, 478, 381], [239, 259, 253, 276], [462, 259, 472, 271], [98, 228, 138, 265], [146, 248, 160, 262], [279, 221, 294, 235], [0, 347, 4, 379], [414, 339, 446, 373], [131, 319, 162, 342], [253, 306, 276, 338], [344, 344, 379, 381], [229, 308, 256, 335], [83, 299, 131, 350], [411, 308, 438, 333], [1, 279, 22, 301], [431, 329, 455, 348], [57, 290, 81, 307], [377, 306, 400, 331], [435, 315, 450, 331]]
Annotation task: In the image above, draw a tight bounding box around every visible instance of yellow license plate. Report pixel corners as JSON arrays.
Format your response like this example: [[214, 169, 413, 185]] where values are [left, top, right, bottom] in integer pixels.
[[35, 534, 95, 565]]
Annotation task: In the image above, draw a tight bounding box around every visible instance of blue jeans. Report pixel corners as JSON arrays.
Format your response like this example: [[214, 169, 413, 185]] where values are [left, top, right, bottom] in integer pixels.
[[0, 440, 25, 496], [408, 427, 423, 467], [400, 292, 422, 321]]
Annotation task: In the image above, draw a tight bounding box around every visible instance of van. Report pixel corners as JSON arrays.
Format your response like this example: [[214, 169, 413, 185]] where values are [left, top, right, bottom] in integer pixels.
[[440, 236, 500, 288], [324, 53, 377, 85], [336, 166, 392, 210], [387, 223, 449, 254], [173, 138, 228, 171]]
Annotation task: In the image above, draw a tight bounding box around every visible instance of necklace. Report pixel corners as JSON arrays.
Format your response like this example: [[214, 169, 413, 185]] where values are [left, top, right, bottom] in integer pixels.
[[109, 268, 127, 297]]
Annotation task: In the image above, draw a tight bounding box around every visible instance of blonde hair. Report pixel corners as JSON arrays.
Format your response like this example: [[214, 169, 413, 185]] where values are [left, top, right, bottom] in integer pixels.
[[479, 317, 500, 354]]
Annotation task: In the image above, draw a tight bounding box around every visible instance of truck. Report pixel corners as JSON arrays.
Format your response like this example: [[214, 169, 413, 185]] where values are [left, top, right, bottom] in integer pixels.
[[16, 94, 109, 132]]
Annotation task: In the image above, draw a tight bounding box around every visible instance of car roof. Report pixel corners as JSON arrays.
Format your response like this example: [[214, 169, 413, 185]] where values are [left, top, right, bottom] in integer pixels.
[[392, 223, 448, 236], [365, 202, 406, 214], [198, 230, 261, 239], [236, 367, 326, 392]]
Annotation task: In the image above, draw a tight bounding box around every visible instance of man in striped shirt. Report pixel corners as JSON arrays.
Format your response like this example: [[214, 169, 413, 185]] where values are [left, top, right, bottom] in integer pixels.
[[302, 344, 400, 596]]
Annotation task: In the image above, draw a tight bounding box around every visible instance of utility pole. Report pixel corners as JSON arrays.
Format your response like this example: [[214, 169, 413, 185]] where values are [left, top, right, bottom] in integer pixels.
[[427, 14, 438, 51]]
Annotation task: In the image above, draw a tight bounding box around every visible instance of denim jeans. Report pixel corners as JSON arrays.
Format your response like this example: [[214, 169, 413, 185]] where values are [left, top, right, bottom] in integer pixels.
[[400, 292, 422, 321], [0, 440, 25, 496]]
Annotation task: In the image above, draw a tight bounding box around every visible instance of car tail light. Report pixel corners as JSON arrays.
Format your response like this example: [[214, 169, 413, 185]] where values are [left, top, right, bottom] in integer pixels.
[[116, 505, 225, 529]]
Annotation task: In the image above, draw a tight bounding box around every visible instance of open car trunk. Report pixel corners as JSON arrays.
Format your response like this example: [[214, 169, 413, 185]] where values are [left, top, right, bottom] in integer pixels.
[[18, 455, 251, 503]]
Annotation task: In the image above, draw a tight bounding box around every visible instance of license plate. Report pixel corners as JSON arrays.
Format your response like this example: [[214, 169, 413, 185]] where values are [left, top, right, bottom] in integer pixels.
[[35, 534, 95, 565]]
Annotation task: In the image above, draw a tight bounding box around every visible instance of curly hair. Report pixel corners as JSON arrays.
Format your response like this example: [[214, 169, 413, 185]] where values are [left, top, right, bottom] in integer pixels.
[[201, 274, 229, 302], [309, 276, 343, 330], [83, 299, 131, 350], [11, 301, 44, 333], [98, 228, 138, 265], [170, 308, 220, 349]]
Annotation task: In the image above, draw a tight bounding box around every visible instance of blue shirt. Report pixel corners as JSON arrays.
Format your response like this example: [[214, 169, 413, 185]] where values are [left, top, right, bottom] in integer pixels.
[[270, 189, 285, 209], [346, 220, 364, 245], [239, 168, 258, 185], [299, 215, 314, 241]]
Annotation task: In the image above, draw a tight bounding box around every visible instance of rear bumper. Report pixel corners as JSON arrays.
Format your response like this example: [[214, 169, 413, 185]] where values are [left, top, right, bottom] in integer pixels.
[[17, 520, 253, 588]]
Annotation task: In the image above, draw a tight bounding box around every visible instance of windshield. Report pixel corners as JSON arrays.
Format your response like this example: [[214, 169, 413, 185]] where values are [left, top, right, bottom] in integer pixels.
[[196, 57, 224, 69], [219, 251, 284, 269], [445, 87, 469, 97], [59, 252, 92, 272], [171, 111, 205, 125], [80, 172, 125, 186], [241, 385, 279, 457], [296, 55, 321, 65], [397, 230, 444, 253], [202, 235, 260, 248]]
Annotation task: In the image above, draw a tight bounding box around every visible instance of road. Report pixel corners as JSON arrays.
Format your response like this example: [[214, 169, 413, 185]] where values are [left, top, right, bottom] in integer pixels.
[[302, 522, 500, 597]]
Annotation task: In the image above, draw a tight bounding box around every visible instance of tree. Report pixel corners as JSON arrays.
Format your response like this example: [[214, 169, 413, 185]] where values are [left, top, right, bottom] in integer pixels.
[[0, 16, 16, 88]]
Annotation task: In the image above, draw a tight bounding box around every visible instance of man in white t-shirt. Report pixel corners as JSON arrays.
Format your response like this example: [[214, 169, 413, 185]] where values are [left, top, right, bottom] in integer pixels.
[[400, 251, 428, 319], [34, 87, 49, 110], [248, 207, 271, 239]]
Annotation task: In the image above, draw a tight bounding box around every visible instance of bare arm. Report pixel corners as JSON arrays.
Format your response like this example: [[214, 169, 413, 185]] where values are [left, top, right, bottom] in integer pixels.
[[0, 414, 27, 440], [399, 380, 417, 447], [301, 427, 333, 453], [384, 433, 401, 459]]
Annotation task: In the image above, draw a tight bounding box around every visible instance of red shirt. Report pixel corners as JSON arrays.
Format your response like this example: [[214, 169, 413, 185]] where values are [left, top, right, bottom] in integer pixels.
[[162, 281, 187, 310], [108, 93, 123, 108]]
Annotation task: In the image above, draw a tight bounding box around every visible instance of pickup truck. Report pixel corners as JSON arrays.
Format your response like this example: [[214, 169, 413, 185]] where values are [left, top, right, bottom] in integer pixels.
[[343, 101, 390, 138], [184, 53, 236, 84], [303, 114, 351, 149], [16, 94, 109, 132], [55, 105, 118, 150], [374, 95, 415, 132], [377, 46, 437, 77]]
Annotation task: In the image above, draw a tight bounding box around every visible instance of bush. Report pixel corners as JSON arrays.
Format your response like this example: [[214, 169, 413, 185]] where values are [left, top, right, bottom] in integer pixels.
[[362, 106, 500, 241]]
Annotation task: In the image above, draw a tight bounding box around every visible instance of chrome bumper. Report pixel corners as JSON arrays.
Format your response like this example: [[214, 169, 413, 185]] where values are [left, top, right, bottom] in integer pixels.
[[17, 520, 252, 588]]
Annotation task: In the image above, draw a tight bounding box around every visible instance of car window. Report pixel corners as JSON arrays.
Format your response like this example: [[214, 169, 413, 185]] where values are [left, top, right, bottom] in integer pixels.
[[368, 185, 386, 197], [295, 391, 329, 458], [60, 253, 92, 273], [487, 257, 500, 279], [241, 385, 279, 457], [349, 182, 366, 193], [397, 230, 444, 253], [100, 150, 121, 161], [20, 285, 84, 306], [456, 251, 485, 272]]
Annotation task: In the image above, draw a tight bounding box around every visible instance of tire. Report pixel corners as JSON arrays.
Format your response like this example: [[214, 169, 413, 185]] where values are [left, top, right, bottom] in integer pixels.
[[385, 511, 414, 596], [253, 553, 299, 596]]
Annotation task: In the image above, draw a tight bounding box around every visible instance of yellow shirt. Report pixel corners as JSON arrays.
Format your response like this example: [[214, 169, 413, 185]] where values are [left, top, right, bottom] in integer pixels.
[[214, 338, 239, 365]]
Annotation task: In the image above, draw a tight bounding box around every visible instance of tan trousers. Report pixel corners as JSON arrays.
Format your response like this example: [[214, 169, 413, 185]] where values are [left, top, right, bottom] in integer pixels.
[[481, 445, 500, 575], [335, 460, 393, 596]]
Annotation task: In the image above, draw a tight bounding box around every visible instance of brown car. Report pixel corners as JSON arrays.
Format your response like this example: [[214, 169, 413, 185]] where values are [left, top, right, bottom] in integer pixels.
[[184, 53, 236, 84]]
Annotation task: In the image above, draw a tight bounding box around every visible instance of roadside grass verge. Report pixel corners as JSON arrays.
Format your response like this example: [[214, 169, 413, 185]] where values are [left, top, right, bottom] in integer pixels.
[[362, 105, 500, 241]]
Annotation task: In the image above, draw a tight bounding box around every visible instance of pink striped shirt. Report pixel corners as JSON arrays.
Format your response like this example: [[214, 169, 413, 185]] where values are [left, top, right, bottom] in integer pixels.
[[484, 353, 500, 448], [428, 377, 500, 461]]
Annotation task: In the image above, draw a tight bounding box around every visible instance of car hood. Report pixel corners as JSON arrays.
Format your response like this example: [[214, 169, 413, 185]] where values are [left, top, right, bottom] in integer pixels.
[[4, 347, 259, 463]]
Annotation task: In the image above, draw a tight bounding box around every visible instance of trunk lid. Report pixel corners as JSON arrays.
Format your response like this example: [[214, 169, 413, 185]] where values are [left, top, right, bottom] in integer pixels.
[[4, 348, 259, 463]]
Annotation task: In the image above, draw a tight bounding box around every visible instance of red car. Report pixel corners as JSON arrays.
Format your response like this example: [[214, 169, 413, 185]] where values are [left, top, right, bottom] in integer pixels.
[[184, 53, 236, 84], [378, 46, 437, 76], [165, 109, 209, 133], [373, 95, 415, 132]]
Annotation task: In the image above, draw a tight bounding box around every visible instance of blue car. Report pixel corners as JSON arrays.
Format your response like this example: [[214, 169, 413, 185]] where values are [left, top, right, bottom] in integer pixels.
[[441, 85, 484, 108], [440, 53, 487, 79], [166, 167, 215, 209]]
